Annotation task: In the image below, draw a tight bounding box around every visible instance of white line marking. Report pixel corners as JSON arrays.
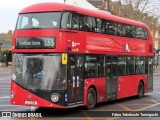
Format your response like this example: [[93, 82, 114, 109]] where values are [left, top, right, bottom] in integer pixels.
[[0, 96, 10, 100], [0, 100, 10, 101], [31, 106, 36, 111], [153, 91, 160, 93], [0, 88, 10, 90], [0, 105, 21, 107], [0, 77, 10, 80], [0, 81, 11, 83]]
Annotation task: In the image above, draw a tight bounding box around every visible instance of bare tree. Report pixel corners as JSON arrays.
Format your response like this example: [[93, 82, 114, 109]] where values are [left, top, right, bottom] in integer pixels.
[[109, 0, 160, 49]]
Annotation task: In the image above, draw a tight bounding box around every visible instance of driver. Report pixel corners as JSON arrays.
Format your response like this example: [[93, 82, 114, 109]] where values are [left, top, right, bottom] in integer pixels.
[[26, 58, 42, 88]]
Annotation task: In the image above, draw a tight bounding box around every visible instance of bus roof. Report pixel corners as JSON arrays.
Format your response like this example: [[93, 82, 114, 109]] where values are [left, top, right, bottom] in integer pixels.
[[19, 2, 147, 28]]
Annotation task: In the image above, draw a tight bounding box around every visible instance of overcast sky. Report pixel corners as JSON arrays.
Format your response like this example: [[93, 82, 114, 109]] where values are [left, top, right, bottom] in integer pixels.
[[0, 0, 64, 33]]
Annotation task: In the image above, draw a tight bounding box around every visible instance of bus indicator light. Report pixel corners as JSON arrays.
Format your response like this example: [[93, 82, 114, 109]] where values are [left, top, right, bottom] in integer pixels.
[[12, 45, 15, 49]]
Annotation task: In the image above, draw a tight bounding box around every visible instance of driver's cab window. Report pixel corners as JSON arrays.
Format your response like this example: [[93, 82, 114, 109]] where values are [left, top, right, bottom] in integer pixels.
[[20, 17, 28, 28], [31, 18, 39, 28]]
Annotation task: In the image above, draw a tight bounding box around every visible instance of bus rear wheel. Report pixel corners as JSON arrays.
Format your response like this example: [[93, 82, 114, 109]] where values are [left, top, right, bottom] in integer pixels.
[[86, 88, 96, 110], [137, 81, 144, 98]]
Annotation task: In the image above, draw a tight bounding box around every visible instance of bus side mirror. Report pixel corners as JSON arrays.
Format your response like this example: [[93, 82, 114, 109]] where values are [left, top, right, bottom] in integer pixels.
[[62, 53, 67, 64]]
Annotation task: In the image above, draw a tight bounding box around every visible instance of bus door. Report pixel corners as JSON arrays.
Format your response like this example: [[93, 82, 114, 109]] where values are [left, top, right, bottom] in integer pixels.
[[105, 56, 118, 100], [67, 55, 84, 106], [147, 57, 153, 91]]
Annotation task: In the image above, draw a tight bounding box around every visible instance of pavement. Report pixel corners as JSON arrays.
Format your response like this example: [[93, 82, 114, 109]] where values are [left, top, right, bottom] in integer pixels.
[[153, 66, 160, 76]]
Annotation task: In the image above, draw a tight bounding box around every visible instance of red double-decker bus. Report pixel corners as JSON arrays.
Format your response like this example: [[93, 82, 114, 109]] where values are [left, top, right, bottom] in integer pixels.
[[11, 2, 154, 109]]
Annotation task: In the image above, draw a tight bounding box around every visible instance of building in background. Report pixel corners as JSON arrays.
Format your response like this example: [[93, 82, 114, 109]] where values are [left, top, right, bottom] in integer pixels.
[[0, 30, 12, 63], [0, 30, 12, 50]]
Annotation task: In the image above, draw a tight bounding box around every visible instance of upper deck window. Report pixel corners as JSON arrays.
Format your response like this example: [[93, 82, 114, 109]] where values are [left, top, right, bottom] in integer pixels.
[[16, 12, 61, 30], [61, 12, 149, 40]]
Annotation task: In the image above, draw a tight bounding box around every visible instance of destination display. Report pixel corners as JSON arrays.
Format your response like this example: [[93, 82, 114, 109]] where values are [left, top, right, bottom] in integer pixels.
[[16, 37, 55, 49]]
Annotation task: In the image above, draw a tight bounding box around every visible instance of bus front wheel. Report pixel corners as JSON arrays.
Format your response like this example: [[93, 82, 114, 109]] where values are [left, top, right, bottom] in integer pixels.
[[137, 81, 144, 98], [86, 88, 97, 110]]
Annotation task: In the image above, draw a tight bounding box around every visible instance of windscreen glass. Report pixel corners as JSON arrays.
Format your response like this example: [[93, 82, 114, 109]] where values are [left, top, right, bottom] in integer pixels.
[[13, 54, 67, 91], [16, 12, 61, 29]]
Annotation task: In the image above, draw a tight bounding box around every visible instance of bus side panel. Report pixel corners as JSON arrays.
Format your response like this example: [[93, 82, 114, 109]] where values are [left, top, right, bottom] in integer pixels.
[[60, 30, 86, 53], [10, 81, 66, 108], [117, 75, 147, 99], [84, 78, 106, 105]]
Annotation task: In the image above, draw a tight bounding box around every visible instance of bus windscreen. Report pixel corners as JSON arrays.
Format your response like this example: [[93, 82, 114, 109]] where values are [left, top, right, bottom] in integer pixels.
[[16, 12, 61, 30], [13, 54, 67, 91]]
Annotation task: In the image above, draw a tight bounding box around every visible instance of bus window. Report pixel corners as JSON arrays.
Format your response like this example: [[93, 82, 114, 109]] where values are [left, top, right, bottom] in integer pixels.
[[112, 56, 118, 76], [143, 28, 148, 40], [17, 16, 29, 29], [92, 17, 96, 32], [136, 57, 145, 74], [71, 13, 79, 30], [127, 56, 135, 75], [31, 18, 39, 28], [118, 56, 126, 76], [79, 15, 88, 31], [85, 55, 97, 78], [87, 17, 94, 32], [17, 12, 61, 29], [124, 25, 136, 38], [136, 27, 147, 40], [97, 55, 105, 77], [95, 18, 105, 33], [115, 23, 125, 36], [106, 21, 116, 35], [61, 12, 71, 29]]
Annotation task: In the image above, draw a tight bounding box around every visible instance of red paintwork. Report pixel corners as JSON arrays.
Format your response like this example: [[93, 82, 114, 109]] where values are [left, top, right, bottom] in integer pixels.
[[117, 75, 148, 99], [12, 3, 153, 56], [84, 78, 106, 105], [10, 81, 65, 108], [20, 3, 147, 28], [12, 29, 153, 56], [12, 2, 154, 108]]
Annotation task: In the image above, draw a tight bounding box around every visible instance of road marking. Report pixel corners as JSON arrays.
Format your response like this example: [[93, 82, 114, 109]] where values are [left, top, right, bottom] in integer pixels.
[[0, 99, 10, 101], [118, 104, 152, 105], [30, 106, 36, 112], [106, 117, 119, 120], [0, 105, 21, 107], [0, 77, 10, 80], [143, 98, 160, 104], [81, 111, 93, 120], [0, 88, 10, 90], [0, 81, 11, 83], [153, 91, 160, 93], [116, 103, 132, 111], [0, 96, 10, 100], [84, 110, 129, 112], [135, 103, 160, 111], [30, 117, 36, 120]]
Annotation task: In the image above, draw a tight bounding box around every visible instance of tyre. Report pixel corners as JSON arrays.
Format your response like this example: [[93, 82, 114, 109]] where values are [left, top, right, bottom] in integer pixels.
[[86, 88, 97, 110], [137, 81, 144, 98]]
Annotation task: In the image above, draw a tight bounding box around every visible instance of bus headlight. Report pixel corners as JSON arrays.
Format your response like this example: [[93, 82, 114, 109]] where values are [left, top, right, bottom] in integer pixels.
[[51, 93, 60, 103]]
